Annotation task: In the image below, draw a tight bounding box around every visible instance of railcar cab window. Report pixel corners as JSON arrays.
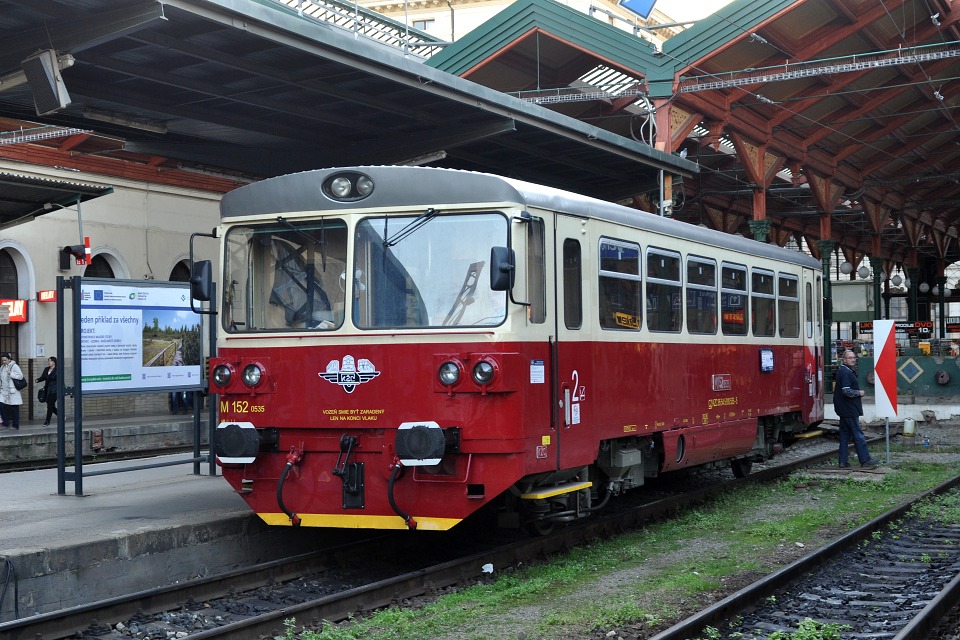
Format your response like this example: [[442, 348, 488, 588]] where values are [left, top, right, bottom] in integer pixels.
[[646, 248, 682, 332], [721, 263, 748, 335], [778, 274, 800, 338], [222, 219, 348, 332], [599, 238, 641, 331], [751, 269, 776, 337], [354, 212, 507, 328], [686, 256, 718, 334]]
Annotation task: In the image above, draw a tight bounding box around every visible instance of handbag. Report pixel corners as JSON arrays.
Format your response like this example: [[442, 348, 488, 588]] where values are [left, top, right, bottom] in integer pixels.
[[38, 387, 47, 403], [13, 377, 26, 391]]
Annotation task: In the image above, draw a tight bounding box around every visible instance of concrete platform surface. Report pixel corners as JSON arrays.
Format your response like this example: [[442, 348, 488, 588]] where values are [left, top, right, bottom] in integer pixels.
[[0, 423, 338, 623]]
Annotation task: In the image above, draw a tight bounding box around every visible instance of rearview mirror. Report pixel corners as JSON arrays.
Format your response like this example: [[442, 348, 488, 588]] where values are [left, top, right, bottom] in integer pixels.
[[190, 260, 212, 302], [490, 246, 515, 291]]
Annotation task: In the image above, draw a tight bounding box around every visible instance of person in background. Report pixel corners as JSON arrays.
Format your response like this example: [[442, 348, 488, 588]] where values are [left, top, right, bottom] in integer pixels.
[[36, 356, 58, 427], [0, 353, 25, 430], [833, 349, 879, 469]]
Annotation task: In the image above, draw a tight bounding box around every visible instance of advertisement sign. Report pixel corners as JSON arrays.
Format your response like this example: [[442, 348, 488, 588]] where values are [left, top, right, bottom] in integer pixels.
[[79, 279, 202, 393], [0, 299, 27, 322]]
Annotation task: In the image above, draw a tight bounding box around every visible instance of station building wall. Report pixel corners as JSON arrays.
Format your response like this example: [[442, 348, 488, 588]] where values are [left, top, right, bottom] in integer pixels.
[[0, 162, 223, 420]]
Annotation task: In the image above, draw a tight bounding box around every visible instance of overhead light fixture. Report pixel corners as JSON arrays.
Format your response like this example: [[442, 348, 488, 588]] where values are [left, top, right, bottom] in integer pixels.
[[16, 51, 75, 115], [892, 274, 903, 286], [399, 150, 447, 166], [839, 261, 853, 275], [932, 12, 941, 27], [933, 285, 940, 296], [858, 265, 870, 279], [920, 282, 930, 293], [83, 108, 167, 134]]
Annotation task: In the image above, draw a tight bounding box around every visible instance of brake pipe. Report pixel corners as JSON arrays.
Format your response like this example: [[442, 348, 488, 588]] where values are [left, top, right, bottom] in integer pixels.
[[277, 445, 304, 527], [387, 460, 417, 530]]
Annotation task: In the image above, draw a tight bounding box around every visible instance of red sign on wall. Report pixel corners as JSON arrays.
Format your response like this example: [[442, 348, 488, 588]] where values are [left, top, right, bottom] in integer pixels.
[[0, 299, 27, 322], [38, 290, 57, 303]]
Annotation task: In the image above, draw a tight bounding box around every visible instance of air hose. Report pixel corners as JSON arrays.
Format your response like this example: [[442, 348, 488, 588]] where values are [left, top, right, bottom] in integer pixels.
[[387, 463, 417, 530], [277, 446, 303, 527]]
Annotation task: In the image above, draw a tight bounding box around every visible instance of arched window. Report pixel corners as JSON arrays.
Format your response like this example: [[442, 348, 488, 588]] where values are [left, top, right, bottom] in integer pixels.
[[84, 254, 115, 278], [169, 260, 190, 283], [0, 250, 18, 359]]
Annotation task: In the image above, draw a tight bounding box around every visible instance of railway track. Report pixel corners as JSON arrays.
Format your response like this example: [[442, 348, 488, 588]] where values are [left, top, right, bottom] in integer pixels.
[[0, 444, 843, 640], [650, 474, 960, 640]]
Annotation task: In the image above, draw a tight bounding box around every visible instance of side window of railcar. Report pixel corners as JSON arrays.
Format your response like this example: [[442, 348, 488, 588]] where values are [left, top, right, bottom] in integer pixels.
[[751, 269, 776, 337], [778, 274, 800, 338], [527, 217, 546, 324], [563, 239, 582, 329], [805, 282, 813, 338], [686, 257, 717, 334], [721, 263, 748, 335], [598, 238, 641, 331], [646, 249, 682, 332]]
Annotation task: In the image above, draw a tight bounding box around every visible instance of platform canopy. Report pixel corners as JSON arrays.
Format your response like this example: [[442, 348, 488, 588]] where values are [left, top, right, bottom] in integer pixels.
[[0, 0, 695, 207], [428, 0, 960, 278]]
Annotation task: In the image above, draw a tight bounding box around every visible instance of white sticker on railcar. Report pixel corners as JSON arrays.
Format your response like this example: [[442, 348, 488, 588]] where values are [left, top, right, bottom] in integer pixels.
[[530, 359, 545, 384]]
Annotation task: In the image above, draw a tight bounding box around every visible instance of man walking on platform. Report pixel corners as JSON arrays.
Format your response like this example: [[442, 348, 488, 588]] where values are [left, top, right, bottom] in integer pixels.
[[833, 349, 879, 469]]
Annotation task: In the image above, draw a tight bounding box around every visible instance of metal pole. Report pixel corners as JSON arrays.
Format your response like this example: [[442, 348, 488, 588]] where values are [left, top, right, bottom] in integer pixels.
[[208, 281, 217, 476], [72, 275, 83, 496], [56, 276, 66, 495]]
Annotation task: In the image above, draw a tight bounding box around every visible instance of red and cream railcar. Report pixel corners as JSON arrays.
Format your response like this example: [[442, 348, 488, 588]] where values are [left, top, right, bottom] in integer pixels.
[[199, 166, 824, 532]]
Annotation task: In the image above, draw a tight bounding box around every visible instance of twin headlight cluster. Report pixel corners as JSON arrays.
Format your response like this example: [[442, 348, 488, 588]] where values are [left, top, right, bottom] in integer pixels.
[[438, 358, 496, 387], [212, 363, 265, 389], [322, 171, 374, 202]]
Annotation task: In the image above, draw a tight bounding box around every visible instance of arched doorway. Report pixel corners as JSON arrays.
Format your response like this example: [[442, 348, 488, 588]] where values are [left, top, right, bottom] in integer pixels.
[[0, 250, 18, 360], [84, 254, 115, 279]]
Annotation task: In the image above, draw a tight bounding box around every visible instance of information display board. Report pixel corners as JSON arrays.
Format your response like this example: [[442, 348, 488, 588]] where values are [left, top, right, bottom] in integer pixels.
[[80, 279, 202, 393]]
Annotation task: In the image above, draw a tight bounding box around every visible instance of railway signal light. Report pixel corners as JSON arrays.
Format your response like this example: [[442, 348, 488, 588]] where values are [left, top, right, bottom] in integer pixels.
[[60, 236, 90, 265]]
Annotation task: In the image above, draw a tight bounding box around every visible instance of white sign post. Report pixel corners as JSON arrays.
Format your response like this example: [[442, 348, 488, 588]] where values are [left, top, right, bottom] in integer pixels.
[[872, 319, 898, 462]]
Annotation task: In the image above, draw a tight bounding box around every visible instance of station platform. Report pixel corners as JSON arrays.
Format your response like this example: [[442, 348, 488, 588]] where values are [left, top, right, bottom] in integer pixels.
[[0, 413, 350, 625]]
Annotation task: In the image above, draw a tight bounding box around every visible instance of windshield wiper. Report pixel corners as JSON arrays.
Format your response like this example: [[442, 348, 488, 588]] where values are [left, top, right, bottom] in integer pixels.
[[383, 208, 437, 248], [277, 215, 326, 271]]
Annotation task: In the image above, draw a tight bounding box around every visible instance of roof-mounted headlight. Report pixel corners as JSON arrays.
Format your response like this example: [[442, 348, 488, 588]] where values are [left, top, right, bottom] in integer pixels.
[[322, 171, 375, 202]]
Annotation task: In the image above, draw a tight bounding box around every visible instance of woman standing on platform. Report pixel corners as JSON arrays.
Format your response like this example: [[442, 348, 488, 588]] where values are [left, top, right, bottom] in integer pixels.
[[0, 353, 24, 430], [36, 356, 57, 426]]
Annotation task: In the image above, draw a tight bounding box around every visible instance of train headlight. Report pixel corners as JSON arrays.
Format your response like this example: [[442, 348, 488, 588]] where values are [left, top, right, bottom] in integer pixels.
[[356, 175, 374, 196], [212, 364, 233, 388], [329, 176, 352, 198], [472, 360, 495, 385], [242, 363, 263, 387], [438, 361, 461, 386], [322, 171, 375, 201]]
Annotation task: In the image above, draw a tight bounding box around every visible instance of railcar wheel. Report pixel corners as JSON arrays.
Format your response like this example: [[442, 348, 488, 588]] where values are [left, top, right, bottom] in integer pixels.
[[731, 458, 753, 478], [525, 519, 555, 536]]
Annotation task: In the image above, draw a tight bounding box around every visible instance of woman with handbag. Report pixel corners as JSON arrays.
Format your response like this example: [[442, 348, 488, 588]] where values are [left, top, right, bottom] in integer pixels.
[[0, 353, 25, 430], [36, 356, 57, 427]]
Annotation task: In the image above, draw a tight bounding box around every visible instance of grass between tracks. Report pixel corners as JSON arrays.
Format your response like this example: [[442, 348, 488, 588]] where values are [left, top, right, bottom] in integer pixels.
[[281, 448, 960, 640]]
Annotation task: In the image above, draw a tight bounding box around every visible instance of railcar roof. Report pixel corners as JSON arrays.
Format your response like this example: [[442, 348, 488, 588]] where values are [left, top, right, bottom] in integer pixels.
[[221, 166, 821, 270]]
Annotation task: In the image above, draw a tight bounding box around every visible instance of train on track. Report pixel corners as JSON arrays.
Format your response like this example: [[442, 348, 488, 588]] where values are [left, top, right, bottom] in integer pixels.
[[192, 165, 825, 532]]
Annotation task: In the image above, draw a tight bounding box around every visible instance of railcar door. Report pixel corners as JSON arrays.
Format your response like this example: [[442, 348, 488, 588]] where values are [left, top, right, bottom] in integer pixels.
[[801, 271, 825, 423], [552, 214, 594, 471]]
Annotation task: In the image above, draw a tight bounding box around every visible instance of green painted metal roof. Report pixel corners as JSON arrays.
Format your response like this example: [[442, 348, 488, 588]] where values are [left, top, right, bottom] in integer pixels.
[[427, 0, 661, 77]]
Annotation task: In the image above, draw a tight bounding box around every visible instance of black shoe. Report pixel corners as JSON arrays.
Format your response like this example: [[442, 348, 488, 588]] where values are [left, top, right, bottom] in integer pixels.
[[42, 422, 50, 427], [861, 459, 880, 469], [839, 463, 851, 468]]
